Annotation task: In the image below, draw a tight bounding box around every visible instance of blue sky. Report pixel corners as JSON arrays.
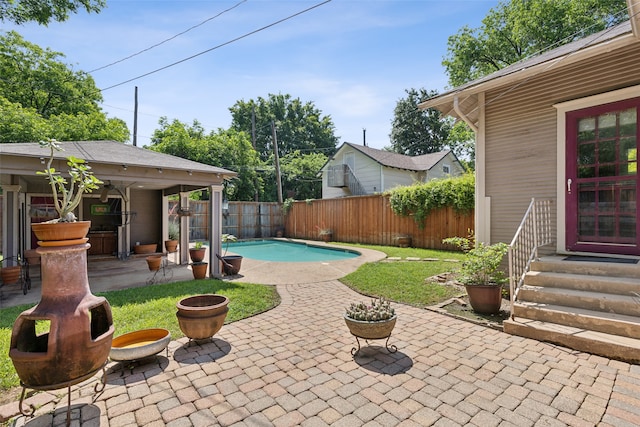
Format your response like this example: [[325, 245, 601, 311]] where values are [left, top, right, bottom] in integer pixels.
[[5, 0, 499, 150]]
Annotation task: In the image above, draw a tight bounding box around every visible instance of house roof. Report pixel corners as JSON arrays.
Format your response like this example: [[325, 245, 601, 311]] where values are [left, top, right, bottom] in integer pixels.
[[419, 20, 637, 125], [338, 142, 452, 172], [0, 141, 235, 176]]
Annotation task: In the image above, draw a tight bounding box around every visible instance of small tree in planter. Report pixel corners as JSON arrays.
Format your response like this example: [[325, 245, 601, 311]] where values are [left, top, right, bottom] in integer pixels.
[[443, 234, 509, 314]]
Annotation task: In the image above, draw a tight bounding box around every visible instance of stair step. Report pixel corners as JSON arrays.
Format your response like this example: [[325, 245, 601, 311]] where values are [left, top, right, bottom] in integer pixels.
[[503, 317, 640, 363], [517, 285, 639, 316], [531, 257, 640, 278], [524, 271, 640, 295], [512, 301, 640, 339]]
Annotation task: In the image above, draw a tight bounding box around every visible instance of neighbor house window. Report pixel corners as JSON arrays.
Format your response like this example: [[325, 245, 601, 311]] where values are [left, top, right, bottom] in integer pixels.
[[443, 164, 451, 174]]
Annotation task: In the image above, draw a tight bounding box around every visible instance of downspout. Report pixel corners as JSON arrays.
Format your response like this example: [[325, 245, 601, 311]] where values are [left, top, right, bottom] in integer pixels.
[[453, 96, 478, 133]]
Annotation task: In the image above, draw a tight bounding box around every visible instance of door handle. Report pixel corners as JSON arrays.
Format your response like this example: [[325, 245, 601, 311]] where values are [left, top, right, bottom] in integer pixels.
[[567, 178, 572, 194]]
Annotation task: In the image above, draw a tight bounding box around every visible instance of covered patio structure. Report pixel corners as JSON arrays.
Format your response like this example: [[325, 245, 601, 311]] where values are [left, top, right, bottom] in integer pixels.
[[0, 141, 237, 277]]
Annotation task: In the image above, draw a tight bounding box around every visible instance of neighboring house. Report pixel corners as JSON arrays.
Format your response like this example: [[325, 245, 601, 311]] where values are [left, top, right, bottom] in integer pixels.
[[0, 141, 236, 277], [320, 142, 465, 199], [420, 8, 640, 360]]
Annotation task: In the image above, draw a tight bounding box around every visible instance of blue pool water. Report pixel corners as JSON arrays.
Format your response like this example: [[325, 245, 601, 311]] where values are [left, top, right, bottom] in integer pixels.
[[225, 240, 360, 262]]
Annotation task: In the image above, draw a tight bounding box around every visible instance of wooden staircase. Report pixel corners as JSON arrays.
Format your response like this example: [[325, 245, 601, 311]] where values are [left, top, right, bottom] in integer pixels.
[[504, 256, 640, 362]]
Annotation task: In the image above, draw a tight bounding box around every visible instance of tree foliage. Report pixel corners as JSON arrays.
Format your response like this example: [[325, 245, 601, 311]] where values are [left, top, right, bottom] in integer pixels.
[[0, 31, 128, 142], [443, 0, 628, 87], [387, 173, 475, 227], [0, 0, 105, 25], [229, 93, 338, 161], [279, 150, 327, 201], [149, 118, 262, 201], [390, 88, 451, 156]]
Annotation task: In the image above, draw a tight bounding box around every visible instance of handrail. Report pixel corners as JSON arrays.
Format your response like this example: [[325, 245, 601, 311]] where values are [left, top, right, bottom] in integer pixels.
[[508, 198, 553, 316], [344, 165, 367, 196]]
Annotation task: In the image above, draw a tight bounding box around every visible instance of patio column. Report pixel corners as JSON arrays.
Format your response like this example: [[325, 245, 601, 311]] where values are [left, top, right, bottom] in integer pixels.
[[179, 192, 189, 265], [209, 185, 223, 278]]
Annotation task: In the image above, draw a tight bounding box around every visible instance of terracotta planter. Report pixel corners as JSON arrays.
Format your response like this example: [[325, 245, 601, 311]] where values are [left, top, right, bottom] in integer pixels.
[[176, 294, 229, 339], [146, 255, 162, 271], [189, 247, 206, 262], [164, 240, 178, 253], [465, 284, 503, 314], [9, 235, 114, 388], [31, 221, 90, 246], [320, 233, 332, 242], [344, 315, 397, 340], [133, 243, 157, 254], [1, 265, 21, 285], [191, 262, 208, 279], [110, 328, 171, 362], [221, 255, 243, 275], [395, 235, 412, 248]]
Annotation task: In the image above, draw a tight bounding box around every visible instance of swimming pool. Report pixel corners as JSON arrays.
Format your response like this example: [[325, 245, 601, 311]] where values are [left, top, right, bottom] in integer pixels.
[[225, 240, 360, 262]]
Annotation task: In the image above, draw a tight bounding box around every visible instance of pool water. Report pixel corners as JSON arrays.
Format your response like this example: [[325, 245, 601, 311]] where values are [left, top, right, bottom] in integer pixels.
[[225, 240, 359, 262]]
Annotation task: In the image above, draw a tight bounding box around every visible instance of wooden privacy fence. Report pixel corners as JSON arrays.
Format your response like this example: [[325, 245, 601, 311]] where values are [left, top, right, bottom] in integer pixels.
[[169, 201, 284, 240], [170, 195, 474, 249], [284, 194, 474, 250]]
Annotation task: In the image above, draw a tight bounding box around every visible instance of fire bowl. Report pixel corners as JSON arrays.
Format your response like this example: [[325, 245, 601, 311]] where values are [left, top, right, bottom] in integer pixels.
[[109, 328, 171, 362]]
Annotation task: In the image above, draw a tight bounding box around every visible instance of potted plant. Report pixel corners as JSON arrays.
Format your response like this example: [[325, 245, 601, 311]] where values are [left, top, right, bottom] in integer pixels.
[[218, 234, 242, 275], [32, 139, 103, 242], [189, 241, 206, 263], [315, 222, 333, 242], [344, 297, 398, 355], [442, 235, 509, 315], [165, 221, 179, 253]]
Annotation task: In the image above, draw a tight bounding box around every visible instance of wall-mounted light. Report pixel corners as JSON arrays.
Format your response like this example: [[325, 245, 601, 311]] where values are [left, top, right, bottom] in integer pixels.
[[122, 164, 127, 171], [188, 170, 193, 176], [40, 157, 45, 164], [157, 168, 163, 174]]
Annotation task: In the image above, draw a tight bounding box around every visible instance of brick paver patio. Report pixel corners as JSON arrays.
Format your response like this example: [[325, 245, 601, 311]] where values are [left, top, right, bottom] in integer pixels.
[[3, 279, 640, 426]]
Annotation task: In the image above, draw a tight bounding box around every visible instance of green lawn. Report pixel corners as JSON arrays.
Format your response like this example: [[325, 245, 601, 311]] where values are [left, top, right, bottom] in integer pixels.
[[0, 279, 279, 391], [337, 243, 465, 307]]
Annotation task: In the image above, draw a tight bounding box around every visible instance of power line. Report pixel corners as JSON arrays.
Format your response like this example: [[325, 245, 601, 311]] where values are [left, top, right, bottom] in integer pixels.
[[87, 0, 248, 74], [100, 0, 333, 92]]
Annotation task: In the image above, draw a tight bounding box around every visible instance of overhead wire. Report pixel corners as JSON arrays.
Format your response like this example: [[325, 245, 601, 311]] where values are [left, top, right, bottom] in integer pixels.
[[87, 0, 248, 74], [100, 0, 333, 92]]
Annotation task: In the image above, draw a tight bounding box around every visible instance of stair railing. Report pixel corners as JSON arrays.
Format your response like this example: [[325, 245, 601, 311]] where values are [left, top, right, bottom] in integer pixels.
[[508, 198, 553, 311], [344, 165, 367, 196]]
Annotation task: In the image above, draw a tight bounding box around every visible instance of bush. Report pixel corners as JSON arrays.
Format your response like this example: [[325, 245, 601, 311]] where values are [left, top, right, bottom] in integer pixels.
[[387, 172, 474, 227]]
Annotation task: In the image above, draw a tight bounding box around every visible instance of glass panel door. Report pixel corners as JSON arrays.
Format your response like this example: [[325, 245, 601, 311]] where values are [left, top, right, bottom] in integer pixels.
[[567, 100, 639, 255]]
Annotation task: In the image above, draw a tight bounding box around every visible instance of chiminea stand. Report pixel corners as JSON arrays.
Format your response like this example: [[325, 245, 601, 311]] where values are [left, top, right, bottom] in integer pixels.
[[18, 362, 108, 427]]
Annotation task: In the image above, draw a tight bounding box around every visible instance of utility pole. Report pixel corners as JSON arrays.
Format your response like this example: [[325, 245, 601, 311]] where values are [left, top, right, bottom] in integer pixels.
[[272, 120, 283, 204], [133, 86, 139, 146], [252, 106, 259, 202]]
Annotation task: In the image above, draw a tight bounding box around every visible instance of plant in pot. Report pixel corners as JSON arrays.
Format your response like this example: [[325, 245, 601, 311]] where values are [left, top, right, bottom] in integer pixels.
[[189, 241, 206, 262], [344, 297, 398, 356], [315, 222, 333, 242], [165, 221, 179, 253], [217, 234, 242, 275], [32, 139, 103, 242], [442, 235, 509, 315]]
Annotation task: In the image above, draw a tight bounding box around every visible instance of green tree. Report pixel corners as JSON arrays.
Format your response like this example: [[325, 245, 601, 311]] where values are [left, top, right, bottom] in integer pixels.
[[229, 93, 338, 161], [149, 118, 263, 201], [390, 88, 452, 156], [443, 0, 628, 86], [0, 0, 105, 25], [0, 31, 103, 118], [0, 32, 129, 142], [279, 151, 327, 201]]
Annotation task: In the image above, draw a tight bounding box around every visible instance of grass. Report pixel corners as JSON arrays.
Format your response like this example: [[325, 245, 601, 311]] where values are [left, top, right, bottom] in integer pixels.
[[337, 243, 466, 308], [0, 279, 278, 391]]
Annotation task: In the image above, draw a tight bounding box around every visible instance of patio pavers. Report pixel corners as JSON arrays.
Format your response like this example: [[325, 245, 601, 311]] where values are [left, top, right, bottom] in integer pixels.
[[3, 279, 640, 426]]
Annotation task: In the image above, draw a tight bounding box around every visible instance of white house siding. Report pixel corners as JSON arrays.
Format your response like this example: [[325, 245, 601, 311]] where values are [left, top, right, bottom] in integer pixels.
[[427, 152, 466, 181], [482, 43, 640, 247]]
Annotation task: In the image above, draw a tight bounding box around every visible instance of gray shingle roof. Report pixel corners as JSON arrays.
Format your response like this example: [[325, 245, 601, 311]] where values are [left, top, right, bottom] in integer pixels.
[[0, 141, 235, 175], [343, 142, 450, 171]]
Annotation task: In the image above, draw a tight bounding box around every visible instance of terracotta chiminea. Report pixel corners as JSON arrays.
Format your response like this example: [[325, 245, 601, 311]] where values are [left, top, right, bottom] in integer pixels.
[[9, 226, 114, 390]]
